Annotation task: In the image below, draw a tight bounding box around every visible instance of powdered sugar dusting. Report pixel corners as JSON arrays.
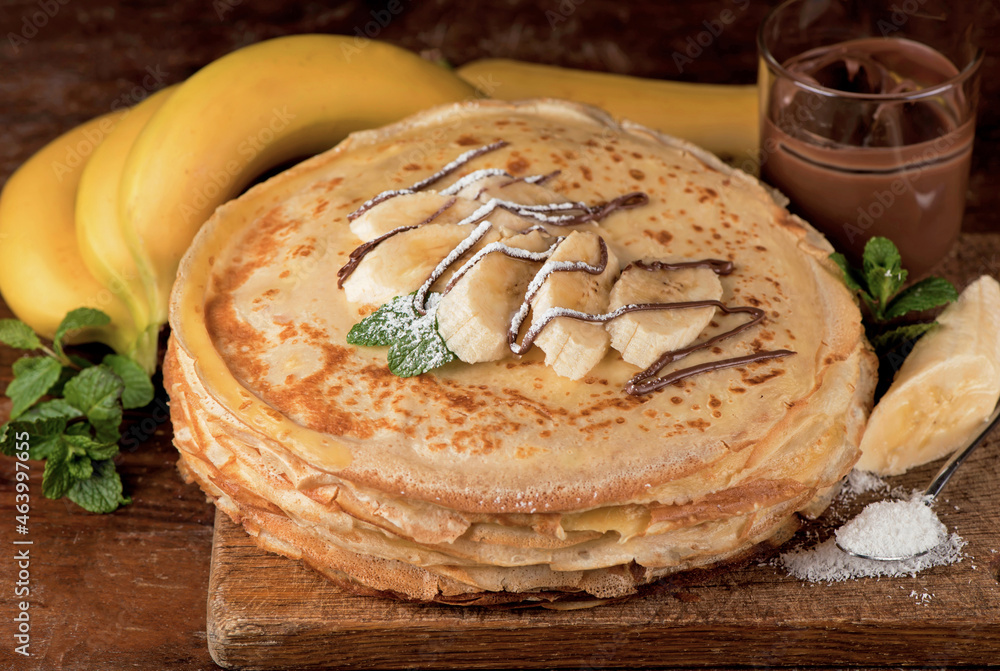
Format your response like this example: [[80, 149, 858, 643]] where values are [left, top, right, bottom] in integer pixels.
[[440, 169, 512, 196], [780, 532, 966, 583], [835, 496, 947, 560], [778, 476, 967, 582]]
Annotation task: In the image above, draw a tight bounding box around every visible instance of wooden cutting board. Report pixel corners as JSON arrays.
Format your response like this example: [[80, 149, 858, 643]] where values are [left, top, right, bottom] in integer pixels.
[[206, 440, 1000, 670]]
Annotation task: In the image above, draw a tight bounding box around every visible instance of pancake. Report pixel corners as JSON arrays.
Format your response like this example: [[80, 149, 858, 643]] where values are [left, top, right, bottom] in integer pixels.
[[165, 99, 876, 604]]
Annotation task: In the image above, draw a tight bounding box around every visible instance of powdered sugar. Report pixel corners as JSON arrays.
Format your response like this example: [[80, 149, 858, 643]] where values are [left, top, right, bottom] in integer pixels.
[[780, 532, 965, 582], [835, 496, 947, 560], [777, 471, 967, 583]]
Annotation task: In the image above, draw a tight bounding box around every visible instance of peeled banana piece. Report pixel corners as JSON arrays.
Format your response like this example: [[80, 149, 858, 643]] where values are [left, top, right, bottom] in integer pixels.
[[857, 275, 1000, 475], [456, 58, 758, 162], [350, 192, 471, 241], [342, 223, 502, 306], [437, 229, 552, 363], [529, 230, 620, 380], [607, 265, 723, 369], [0, 111, 139, 354]]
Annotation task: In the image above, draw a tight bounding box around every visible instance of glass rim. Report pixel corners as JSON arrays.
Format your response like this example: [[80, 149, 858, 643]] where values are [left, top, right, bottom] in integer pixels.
[[758, 0, 984, 103]]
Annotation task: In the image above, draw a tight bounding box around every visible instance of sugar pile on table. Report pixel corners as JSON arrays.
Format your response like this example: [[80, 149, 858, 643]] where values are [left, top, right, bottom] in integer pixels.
[[835, 497, 947, 560], [780, 483, 966, 582]]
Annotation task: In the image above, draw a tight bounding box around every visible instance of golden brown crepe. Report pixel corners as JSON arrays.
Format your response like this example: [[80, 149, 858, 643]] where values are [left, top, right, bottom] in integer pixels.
[[165, 99, 876, 605]]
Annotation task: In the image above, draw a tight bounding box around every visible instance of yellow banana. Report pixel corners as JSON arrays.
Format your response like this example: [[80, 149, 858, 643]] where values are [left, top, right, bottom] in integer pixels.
[[120, 34, 478, 328], [456, 58, 758, 163], [0, 111, 140, 353], [76, 86, 176, 373]]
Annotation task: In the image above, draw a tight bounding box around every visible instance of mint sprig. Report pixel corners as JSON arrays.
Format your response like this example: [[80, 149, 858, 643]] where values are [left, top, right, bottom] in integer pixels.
[[831, 236, 958, 367], [347, 293, 456, 377], [0, 309, 153, 513]]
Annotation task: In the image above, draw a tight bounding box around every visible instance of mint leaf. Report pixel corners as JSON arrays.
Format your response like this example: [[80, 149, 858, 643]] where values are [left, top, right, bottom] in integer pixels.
[[862, 237, 907, 317], [347, 294, 421, 347], [67, 459, 130, 513], [19, 398, 84, 422], [872, 322, 937, 351], [6, 356, 63, 419], [0, 418, 65, 460], [66, 452, 94, 481], [0, 415, 69, 458], [830, 252, 867, 296], [41, 438, 74, 499], [53, 307, 110, 360], [28, 435, 63, 460], [349, 293, 457, 378], [386, 315, 456, 377], [884, 277, 959, 320], [101, 355, 154, 409], [64, 432, 119, 461], [63, 366, 124, 443], [0, 319, 41, 350]]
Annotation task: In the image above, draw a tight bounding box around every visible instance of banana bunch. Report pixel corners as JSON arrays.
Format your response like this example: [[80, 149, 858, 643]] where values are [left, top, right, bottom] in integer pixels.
[[1, 39, 760, 373], [0, 35, 476, 372], [456, 58, 759, 163]]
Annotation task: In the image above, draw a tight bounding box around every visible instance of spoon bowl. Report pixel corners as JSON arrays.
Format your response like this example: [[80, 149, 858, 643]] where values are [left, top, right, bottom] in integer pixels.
[[836, 399, 1000, 562]]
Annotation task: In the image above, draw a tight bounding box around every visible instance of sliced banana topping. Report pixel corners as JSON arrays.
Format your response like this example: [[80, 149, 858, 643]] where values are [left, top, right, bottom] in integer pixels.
[[527, 230, 620, 380], [437, 229, 553, 363], [607, 264, 724, 369], [339, 142, 790, 390], [341, 223, 502, 306], [350, 191, 464, 241]]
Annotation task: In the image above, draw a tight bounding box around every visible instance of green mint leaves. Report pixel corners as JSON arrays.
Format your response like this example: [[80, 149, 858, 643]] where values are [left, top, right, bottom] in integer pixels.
[[831, 236, 958, 361], [831, 238, 958, 322], [346, 293, 456, 378], [0, 308, 154, 513]]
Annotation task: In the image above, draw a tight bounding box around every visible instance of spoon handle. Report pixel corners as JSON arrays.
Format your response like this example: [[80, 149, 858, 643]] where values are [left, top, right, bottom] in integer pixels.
[[924, 399, 1000, 500]]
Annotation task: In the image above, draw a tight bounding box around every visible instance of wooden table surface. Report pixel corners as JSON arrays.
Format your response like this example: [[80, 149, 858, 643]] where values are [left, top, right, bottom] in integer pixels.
[[1, 1, 998, 669]]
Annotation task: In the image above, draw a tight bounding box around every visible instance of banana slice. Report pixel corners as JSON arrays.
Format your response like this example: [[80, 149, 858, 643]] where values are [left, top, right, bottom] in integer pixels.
[[529, 230, 620, 379], [351, 190, 535, 239], [437, 230, 553, 363], [606, 265, 723, 369], [341, 223, 501, 306], [350, 191, 469, 240], [857, 275, 1000, 475], [448, 172, 569, 207]]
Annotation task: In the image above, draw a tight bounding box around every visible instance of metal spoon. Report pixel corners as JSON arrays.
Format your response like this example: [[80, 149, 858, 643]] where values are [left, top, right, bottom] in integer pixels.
[[836, 398, 1000, 561]]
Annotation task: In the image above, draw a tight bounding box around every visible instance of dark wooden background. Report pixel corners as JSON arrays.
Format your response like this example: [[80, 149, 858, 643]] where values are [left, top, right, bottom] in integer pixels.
[[0, 1, 998, 669]]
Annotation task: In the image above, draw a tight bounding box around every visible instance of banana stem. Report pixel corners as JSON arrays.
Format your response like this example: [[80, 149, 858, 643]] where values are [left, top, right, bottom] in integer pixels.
[[127, 323, 161, 376]]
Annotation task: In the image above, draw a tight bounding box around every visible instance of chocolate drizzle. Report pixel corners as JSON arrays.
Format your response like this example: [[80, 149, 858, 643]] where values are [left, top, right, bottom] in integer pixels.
[[348, 141, 509, 221], [336, 224, 419, 288], [413, 221, 496, 315], [338, 140, 795, 395]]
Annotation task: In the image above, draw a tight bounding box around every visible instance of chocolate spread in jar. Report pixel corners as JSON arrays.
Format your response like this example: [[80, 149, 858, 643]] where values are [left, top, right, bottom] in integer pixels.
[[760, 37, 976, 277]]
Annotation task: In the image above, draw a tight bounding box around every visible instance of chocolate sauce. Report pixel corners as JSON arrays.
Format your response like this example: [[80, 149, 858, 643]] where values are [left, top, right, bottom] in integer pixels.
[[442, 234, 557, 294], [340, 142, 795, 395], [760, 37, 976, 276], [414, 221, 495, 314], [348, 140, 509, 220], [626, 349, 796, 396], [625, 258, 735, 276], [504, 256, 795, 396], [336, 224, 419, 287]]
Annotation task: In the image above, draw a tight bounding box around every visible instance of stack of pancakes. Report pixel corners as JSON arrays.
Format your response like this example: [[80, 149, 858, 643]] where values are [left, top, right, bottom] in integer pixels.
[[165, 100, 875, 605]]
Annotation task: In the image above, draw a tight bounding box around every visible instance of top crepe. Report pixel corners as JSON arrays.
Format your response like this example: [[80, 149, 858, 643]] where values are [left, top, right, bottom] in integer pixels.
[[165, 100, 876, 603]]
